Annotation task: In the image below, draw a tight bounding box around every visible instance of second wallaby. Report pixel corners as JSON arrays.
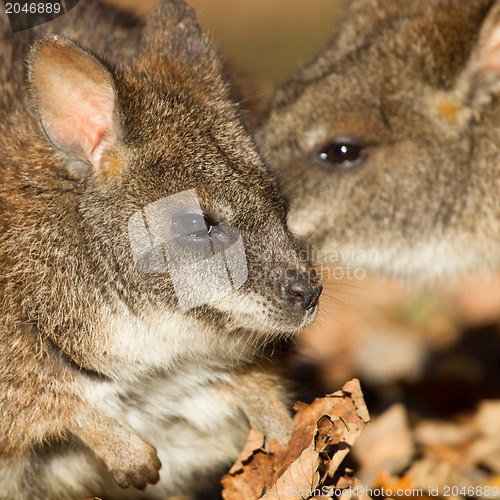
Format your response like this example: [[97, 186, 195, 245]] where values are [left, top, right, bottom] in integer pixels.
[[0, 0, 321, 498], [258, 0, 500, 282]]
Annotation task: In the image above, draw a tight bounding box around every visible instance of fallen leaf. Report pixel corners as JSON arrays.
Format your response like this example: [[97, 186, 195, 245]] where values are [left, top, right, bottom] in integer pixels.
[[229, 430, 266, 475], [261, 441, 323, 500], [221, 379, 370, 500], [337, 476, 372, 500], [353, 404, 415, 485], [375, 470, 416, 494], [475, 400, 500, 438]]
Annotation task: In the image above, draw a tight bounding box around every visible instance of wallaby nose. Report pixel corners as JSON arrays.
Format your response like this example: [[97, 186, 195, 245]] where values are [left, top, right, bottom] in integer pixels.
[[279, 270, 323, 311]]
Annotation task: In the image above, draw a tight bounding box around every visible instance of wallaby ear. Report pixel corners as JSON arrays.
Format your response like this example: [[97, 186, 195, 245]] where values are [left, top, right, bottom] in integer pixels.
[[342, 0, 416, 23], [27, 36, 119, 176], [294, 0, 417, 85], [138, 0, 220, 73], [457, 1, 500, 107]]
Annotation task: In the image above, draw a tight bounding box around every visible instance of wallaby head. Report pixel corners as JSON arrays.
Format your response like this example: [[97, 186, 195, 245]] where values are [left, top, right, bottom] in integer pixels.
[[1, 0, 321, 378], [258, 0, 500, 282]]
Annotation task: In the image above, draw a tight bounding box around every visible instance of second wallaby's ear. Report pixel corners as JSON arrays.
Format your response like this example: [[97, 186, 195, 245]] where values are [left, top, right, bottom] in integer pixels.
[[296, 0, 417, 84], [138, 0, 220, 73], [28, 36, 119, 176], [458, 1, 500, 107]]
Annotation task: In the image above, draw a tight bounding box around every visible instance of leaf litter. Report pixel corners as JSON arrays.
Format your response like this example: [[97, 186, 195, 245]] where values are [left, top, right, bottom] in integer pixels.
[[222, 378, 370, 500]]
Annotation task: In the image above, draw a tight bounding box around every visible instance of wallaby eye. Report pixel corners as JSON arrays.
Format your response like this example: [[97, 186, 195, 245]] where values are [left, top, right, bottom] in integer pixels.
[[172, 211, 216, 239], [316, 137, 365, 170]]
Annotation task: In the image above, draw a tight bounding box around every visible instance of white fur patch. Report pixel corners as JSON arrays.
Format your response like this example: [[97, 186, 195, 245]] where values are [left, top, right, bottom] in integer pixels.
[[81, 365, 248, 498]]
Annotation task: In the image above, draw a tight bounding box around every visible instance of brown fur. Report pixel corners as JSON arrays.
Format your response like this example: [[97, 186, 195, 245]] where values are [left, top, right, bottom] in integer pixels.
[[9, 0, 143, 63], [259, 0, 500, 282], [0, 1, 321, 498]]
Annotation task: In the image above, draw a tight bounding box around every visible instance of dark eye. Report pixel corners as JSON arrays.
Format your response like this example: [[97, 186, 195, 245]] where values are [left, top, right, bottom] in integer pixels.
[[316, 137, 365, 170], [172, 211, 216, 239]]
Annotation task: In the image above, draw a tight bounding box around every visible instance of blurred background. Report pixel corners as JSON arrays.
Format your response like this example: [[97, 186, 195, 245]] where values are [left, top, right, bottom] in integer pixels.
[[106, 0, 346, 89]]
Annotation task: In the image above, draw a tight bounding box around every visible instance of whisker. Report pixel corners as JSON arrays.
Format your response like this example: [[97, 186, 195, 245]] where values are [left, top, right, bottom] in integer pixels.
[[281, 157, 332, 198], [319, 292, 351, 304], [310, 235, 358, 263], [323, 280, 367, 290], [302, 215, 329, 244], [281, 168, 312, 195]]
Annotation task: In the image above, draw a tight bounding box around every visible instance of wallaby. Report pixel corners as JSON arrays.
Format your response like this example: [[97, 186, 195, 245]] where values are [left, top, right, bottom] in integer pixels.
[[258, 0, 500, 282], [0, 0, 322, 498]]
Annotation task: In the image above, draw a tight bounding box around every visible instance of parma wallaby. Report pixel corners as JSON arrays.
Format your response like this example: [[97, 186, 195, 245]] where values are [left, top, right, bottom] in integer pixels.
[[258, 0, 500, 282], [0, 0, 322, 498]]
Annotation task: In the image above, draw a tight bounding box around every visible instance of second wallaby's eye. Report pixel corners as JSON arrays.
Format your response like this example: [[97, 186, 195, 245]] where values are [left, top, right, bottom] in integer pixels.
[[316, 137, 365, 170], [172, 211, 215, 239]]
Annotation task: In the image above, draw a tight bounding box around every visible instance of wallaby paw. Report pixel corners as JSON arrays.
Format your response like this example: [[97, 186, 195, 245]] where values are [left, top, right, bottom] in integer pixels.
[[263, 414, 293, 449], [108, 438, 161, 490], [249, 408, 293, 450], [71, 414, 162, 490]]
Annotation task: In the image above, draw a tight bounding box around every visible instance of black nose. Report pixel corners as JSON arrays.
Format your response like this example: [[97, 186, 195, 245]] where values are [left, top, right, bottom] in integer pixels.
[[279, 270, 323, 311]]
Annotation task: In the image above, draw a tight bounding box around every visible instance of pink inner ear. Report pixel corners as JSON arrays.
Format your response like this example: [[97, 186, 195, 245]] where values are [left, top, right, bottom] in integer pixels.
[[45, 89, 117, 171], [482, 29, 500, 74], [31, 41, 118, 174]]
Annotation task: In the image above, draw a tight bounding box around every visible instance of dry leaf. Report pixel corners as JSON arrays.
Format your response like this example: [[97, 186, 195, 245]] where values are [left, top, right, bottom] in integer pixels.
[[337, 476, 372, 500], [229, 430, 266, 475], [222, 378, 370, 500], [353, 404, 415, 485]]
